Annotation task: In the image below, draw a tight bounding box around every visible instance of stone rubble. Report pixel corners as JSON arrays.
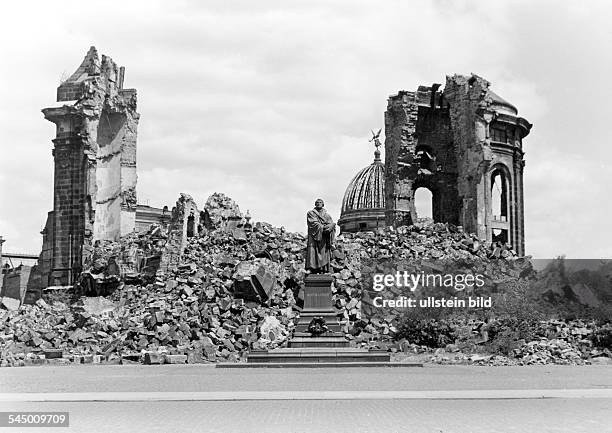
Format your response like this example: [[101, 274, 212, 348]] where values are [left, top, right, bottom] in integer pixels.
[[425, 319, 611, 366], [0, 194, 610, 367]]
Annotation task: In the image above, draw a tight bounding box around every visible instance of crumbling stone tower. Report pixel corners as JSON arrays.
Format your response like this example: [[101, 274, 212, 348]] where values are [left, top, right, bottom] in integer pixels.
[[40, 47, 139, 285], [384, 74, 531, 255]]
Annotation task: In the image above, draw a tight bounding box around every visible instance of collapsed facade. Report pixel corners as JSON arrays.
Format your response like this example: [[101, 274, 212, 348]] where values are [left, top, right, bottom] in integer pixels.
[[340, 74, 531, 255], [39, 47, 168, 286], [38, 49, 532, 288]]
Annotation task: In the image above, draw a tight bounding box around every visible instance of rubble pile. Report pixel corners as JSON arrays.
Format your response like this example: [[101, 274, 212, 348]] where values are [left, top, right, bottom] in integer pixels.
[[511, 320, 610, 365], [338, 220, 517, 262], [326, 221, 534, 349], [202, 193, 243, 230], [423, 319, 611, 366], [77, 224, 169, 296], [427, 349, 518, 366], [0, 194, 309, 366], [1, 193, 610, 366], [513, 339, 585, 365], [0, 262, 298, 366]]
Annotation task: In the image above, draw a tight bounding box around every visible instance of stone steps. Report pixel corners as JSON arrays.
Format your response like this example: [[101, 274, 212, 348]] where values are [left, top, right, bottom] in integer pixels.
[[247, 347, 390, 363]]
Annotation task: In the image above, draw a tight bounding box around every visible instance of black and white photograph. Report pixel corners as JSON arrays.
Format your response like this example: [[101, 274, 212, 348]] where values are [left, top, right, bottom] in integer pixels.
[[0, 1, 611, 432]]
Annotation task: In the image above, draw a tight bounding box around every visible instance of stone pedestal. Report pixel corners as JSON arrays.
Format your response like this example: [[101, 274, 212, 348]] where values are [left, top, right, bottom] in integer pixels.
[[290, 274, 347, 348], [247, 273, 390, 364]]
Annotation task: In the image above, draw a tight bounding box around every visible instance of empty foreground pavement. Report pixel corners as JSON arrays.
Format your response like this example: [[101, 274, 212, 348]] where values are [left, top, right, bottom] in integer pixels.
[[0, 364, 611, 432]]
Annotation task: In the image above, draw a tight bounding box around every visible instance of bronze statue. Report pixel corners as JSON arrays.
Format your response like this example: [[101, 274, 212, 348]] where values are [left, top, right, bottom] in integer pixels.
[[305, 198, 335, 273], [369, 128, 382, 150]]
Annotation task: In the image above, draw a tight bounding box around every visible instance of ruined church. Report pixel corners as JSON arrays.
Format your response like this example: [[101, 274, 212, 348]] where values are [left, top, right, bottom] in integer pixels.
[[340, 76, 531, 256], [38, 47, 531, 286], [39, 47, 170, 286]]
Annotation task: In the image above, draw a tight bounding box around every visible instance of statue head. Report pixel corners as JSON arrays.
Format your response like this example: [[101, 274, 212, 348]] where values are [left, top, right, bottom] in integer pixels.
[[314, 199, 324, 210]]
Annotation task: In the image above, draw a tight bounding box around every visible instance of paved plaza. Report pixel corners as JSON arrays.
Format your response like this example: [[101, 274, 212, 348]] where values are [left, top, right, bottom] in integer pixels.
[[0, 365, 611, 432]]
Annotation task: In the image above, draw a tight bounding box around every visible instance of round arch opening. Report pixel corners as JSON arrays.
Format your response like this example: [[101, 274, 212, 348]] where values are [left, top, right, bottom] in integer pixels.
[[414, 187, 433, 221]]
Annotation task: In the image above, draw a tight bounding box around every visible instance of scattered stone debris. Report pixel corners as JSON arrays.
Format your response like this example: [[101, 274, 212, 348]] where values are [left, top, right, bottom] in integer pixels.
[[425, 320, 611, 366], [0, 194, 610, 367]]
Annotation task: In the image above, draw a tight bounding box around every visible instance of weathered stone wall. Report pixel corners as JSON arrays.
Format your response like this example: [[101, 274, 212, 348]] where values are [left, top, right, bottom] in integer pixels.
[[384, 91, 418, 227], [38, 213, 54, 282], [384, 86, 460, 227], [41, 47, 139, 286], [413, 86, 459, 225], [161, 194, 201, 272], [443, 74, 495, 240], [0, 265, 40, 310], [135, 205, 171, 232], [0, 237, 4, 292], [45, 112, 88, 285], [384, 74, 531, 255]]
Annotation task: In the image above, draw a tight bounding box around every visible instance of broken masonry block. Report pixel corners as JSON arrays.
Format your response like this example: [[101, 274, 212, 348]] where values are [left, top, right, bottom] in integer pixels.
[[144, 352, 164, 365], [43, 349, 63, 359], [233, 265, 275, 303], [121, 353, 141, 364], [232, 228, 248, 242], [233, 279, 260, 302], [253, 266, 275, 300], [164, 354, 187, 364]]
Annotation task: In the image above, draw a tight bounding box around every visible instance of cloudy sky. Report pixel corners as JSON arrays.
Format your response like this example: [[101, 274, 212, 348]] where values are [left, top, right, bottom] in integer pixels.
[[0, 0, 610, 258]]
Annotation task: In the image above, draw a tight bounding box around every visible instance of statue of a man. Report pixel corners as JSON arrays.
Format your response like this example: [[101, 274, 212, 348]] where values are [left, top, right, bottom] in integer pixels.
[[306, 198, 335, 273]]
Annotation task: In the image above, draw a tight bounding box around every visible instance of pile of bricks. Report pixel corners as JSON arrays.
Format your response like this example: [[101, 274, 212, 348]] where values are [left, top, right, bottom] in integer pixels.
[[0, 193, 562, 366], [419, 318, 611, 366]]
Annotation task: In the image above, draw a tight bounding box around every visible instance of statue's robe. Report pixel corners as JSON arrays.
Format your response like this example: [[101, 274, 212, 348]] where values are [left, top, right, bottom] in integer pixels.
[[306, 208, 335, 273]]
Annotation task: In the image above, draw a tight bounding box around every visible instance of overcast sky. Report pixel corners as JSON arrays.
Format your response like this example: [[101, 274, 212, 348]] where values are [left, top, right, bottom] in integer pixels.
[[1, 0, 611, 259]]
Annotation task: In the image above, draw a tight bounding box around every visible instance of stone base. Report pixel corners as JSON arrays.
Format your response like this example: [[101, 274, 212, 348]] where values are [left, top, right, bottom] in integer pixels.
[[289, 336, 349, 348], [289, 274, 348, 348], [218, 361, 422, 368], [247, 273, 390, 363], [247, 347, 390, 363]]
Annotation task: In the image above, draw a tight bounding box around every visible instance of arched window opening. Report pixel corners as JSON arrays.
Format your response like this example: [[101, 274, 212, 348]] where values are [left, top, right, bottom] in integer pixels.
[[491, 170, 508, 222], [414, 187, 433, 221], [415, 146, 436, 175], [186, 214, 195, 237], [492, 228, 508, 245]]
